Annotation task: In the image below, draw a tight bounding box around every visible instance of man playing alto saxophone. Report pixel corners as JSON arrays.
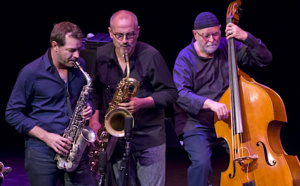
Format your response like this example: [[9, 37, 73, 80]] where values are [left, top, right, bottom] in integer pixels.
[[90, 10, 178, 186], [5, 22, 95, 186]]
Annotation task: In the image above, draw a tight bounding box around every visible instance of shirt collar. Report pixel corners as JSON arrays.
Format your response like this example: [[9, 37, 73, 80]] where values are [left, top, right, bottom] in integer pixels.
[[43, 48, 80, 81], [42, 48, 53, 71], [109, 43, 136, 75]]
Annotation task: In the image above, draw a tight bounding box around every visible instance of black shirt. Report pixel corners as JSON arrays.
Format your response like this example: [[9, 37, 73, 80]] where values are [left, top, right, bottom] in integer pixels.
[[92, 41, 178, 151]]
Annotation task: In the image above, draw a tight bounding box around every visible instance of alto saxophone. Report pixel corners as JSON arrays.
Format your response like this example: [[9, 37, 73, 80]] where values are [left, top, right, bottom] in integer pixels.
[[89, 46, 140, 179], [55, 60, 96, 172]]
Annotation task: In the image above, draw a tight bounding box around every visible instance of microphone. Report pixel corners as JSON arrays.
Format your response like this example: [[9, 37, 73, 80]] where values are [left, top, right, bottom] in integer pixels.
[[124, 117, 133, 140]]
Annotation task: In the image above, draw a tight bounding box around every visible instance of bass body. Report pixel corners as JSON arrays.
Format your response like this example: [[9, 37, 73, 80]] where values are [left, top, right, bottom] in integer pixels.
[[215, 70, 300, 185]]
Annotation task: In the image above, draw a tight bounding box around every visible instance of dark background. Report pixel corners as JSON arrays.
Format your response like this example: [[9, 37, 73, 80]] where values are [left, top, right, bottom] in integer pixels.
[[1, 0, 299, 159]]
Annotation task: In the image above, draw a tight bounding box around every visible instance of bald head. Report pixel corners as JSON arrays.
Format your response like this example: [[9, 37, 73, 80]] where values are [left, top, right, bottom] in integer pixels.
[[110, 10, 139, 30], [108, 10, 140, 57]]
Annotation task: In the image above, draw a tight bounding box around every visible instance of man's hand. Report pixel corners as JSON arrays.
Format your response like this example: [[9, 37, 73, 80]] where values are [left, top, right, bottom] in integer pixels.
[[28, 126, 71, 155], [89, 110, 102, 143], [118, 97, 155, 114], [82, 103, 93, 120], [225, 23, 248, 41], [203, 99, 230, 120], [43, 132, 71, 155]]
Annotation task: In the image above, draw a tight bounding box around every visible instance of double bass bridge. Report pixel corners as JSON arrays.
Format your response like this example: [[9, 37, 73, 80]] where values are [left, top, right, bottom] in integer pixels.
[[233, 154, 258, 172]]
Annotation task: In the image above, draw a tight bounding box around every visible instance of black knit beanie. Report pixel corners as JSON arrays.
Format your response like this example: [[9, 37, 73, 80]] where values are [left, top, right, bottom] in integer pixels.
[[194, 12, 220, 30]]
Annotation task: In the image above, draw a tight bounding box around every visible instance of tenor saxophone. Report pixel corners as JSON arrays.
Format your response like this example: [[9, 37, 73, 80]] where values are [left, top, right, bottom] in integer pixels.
[[89, 46, 139, 178], [55, 60, 96, 172], [104, 46, 140, 137]]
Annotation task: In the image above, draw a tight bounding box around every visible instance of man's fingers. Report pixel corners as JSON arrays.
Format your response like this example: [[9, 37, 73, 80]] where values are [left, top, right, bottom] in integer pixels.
[[60, 136, 72, 145], [54, 137, 71, 154], [56, 143, 70, 155], [217, 107, 230, 120], [57, 145, 66, 153]]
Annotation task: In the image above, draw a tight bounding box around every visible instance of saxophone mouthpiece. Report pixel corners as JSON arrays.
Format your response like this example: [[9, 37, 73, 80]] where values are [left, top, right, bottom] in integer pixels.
[[73, 59, 79, 68], [124, 47, 129, 63]]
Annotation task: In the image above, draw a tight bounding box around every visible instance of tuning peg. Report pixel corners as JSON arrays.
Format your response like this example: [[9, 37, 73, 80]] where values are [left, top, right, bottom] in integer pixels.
[[238, 7, 243, 18], [238, 7, 243, 13]]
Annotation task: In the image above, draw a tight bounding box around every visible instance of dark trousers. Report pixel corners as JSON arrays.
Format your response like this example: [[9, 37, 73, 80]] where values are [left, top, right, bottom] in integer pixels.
[[182, 128, 228, 186], [25, 146, 95, 186]]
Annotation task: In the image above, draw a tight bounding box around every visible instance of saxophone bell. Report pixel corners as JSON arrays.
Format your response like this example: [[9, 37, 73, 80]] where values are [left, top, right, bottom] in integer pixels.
[[105, 108, 134, 137]]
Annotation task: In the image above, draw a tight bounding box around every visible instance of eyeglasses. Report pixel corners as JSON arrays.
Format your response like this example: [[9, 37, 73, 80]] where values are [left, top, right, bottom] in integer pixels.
[[113, 32, 136, 41], [195, 30, 220, 41]]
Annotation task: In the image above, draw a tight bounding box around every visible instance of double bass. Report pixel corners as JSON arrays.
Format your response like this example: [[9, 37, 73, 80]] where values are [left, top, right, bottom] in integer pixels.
[[215, 1, 300, 185]]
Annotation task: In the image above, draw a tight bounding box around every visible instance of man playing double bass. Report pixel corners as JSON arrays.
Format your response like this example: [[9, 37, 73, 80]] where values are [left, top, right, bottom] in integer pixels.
[[173, 12, 272, 186]]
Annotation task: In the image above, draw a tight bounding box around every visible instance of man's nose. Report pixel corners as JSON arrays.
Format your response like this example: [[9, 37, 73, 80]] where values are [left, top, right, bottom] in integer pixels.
[[208, 35, 214, 42], [73, 50, 80, 58], [122, 35, 129, 42]]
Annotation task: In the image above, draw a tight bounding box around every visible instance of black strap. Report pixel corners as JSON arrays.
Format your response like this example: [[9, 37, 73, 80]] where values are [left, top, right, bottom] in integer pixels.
[[48, 49, 73, 118], [65, 84, 73, 118]]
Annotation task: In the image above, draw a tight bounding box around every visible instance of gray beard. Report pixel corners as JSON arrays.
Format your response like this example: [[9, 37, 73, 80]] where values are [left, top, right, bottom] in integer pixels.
[[199, 41, 220, 55]]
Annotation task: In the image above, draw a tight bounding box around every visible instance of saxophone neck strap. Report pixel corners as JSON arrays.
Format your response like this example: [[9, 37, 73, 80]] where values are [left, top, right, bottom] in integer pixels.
[[48, 49, 73, 118], [65, 84, 73, 118]]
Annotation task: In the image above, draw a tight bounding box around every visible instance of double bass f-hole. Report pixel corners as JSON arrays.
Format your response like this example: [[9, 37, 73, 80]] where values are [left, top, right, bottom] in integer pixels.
[[256, 141, 276, 166]]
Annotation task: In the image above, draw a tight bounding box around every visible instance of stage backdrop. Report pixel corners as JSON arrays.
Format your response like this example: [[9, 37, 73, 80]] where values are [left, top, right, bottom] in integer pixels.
[[1, 0, 299, 158]]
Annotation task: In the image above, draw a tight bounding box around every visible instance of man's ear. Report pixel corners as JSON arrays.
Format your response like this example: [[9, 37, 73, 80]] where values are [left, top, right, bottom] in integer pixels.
[[135, 26, 140, 38], [108, 27, 113, 39], [192, 30, 197, 40], [52, 41, 59, 52]]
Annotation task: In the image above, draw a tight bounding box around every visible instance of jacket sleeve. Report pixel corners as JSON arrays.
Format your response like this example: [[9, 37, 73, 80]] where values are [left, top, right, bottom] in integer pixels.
[[237, 32, 272, 67]]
